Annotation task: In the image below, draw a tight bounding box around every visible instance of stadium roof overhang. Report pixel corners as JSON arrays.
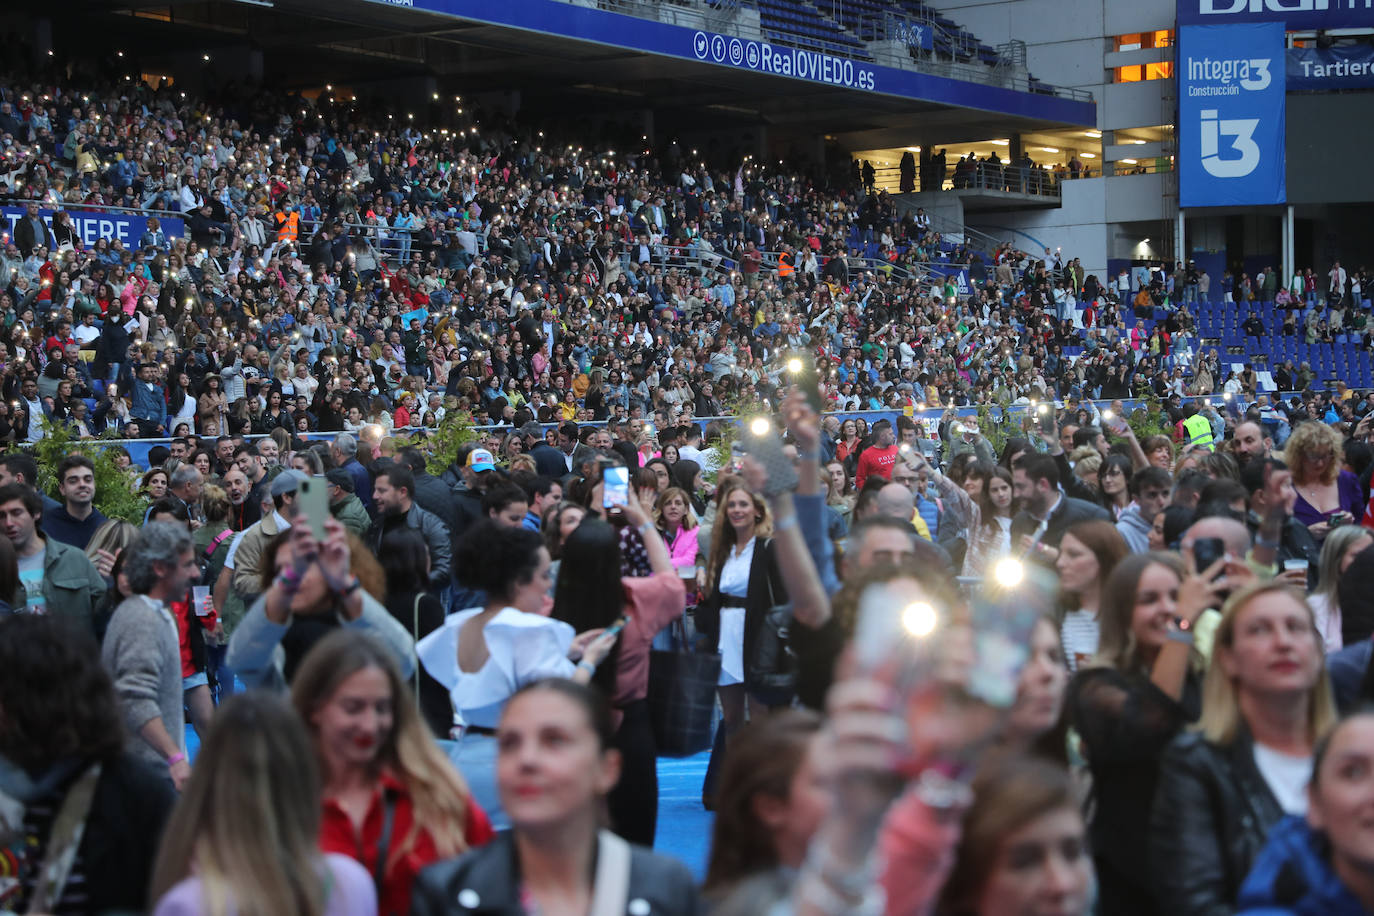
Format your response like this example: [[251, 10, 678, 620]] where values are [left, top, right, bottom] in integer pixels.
[[71, 0, 1096, 147]]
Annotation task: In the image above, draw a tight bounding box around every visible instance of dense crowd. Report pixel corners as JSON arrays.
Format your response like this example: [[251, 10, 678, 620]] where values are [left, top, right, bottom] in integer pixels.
[[1, 72, 1370, 452], [2, 357, 1374, 915], [7, 63, 1374, 916]]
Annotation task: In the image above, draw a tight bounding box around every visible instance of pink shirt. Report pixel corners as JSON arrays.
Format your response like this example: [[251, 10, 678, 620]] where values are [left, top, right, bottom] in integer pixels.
[[613, 572, 686, 708]]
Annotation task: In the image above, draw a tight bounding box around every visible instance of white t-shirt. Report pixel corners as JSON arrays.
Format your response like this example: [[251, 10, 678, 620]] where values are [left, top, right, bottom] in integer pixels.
[[1253, 743, 1311, 816], [1061, 609, 1099, 673]]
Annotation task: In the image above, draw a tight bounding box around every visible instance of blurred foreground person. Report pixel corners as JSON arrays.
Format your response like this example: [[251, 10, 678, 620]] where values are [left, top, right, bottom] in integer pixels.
[[412, 679, 701, 915], [0, 614, 174, 912], [150, 692, 377, 916]]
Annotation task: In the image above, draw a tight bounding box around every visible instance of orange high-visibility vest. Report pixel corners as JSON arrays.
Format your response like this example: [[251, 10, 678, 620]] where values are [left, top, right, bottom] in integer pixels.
[[275, 210, 299, 243], [777, 251, 794, 278]]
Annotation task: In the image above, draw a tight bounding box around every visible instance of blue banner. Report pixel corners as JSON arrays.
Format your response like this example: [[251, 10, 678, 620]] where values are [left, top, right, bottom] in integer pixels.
[[1178, 0, 1374, 30], [1287, 44, 1374, 90], [363, 0, 1094, 125], [1179, 23, 1287, 209], [0, 206, 184, 250]]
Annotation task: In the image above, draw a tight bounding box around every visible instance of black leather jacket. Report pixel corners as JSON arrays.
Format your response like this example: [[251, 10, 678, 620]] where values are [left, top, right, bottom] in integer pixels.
[[411, 831, 702, 916], [1149, 727, 1285, 916]]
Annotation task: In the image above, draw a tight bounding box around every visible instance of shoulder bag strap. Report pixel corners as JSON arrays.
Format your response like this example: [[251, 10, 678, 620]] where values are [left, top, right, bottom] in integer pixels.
[[372, 790, 397, 900], [762, 538, 777, 608], [587, 830, 632, 916], [26, 762, 103, 915], [205, 527, 234, 559]]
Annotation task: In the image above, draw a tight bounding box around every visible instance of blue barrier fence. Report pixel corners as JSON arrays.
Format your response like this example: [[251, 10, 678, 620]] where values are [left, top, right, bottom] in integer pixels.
[[96, 394, 1258, 470]]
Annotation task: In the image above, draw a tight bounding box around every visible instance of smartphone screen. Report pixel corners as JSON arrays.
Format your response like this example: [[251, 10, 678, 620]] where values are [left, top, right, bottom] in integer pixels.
[[297, 477, 330, 542], [602, 466, 630, 509], [1192, 536, 1226, 573], [789, 352, 824, 414]]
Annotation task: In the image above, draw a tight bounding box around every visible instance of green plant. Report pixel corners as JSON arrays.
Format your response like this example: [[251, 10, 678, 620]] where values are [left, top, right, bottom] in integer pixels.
[[418, 410, 479, 476], [1123, 396, 1176, 444], [707, 390, 769, 481], [32, 419, 149, 523]]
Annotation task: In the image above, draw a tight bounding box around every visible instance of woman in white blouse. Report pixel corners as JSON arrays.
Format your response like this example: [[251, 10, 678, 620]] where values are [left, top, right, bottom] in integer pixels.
[[695, 481, 789, 805], [417, 522, 617, 830]]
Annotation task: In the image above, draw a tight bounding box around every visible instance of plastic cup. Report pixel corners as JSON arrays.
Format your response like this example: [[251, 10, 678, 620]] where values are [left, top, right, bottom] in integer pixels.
[[192, 585, 211, 617]]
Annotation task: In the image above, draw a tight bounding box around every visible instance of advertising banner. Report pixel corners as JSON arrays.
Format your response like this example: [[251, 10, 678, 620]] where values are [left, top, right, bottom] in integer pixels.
[[1179, 23, 1287, 208], [1287, 44, 1374, 90], [0, 206, 184, 250], [363, 0, 1095, 125], [1177, 0, 1374, 31]]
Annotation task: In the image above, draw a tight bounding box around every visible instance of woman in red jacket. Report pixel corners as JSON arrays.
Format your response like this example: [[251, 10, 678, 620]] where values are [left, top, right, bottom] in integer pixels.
[[292, 631, 493, 916]]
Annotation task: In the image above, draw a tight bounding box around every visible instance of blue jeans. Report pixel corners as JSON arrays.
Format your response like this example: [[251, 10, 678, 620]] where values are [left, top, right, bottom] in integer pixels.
[[441, 734, 506, 831]]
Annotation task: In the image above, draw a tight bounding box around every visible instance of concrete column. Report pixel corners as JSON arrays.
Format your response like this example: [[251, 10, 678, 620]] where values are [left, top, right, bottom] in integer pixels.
[[1175, 209, 1186, 269], [1282, 205, 1295, 291]]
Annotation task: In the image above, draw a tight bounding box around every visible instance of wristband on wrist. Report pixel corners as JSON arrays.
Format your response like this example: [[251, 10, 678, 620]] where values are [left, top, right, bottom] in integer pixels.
[[275, 570, 301, 594], [334, 575, 361, 597], [166, 752, 186, 767], [576, 660, 597, 674], [636, 521, 654, 538]]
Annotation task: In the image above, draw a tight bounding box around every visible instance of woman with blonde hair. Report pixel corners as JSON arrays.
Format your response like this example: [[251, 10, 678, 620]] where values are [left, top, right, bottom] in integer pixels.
[[1150, 580, 1336, 914], [1284, 420, 1364, 545], [293, 630, 492, 916], [86, 518, 138, 580], [1307, 524, 1374, 651], [151, 692, 377, 916], [696, 480, 787, 806], [1069, 551, 1229, 916]]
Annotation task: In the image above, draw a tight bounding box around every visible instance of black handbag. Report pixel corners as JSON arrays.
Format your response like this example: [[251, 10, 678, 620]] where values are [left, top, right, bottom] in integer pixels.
[[648, 617, 721, 756], [746, 540, 797, 695]]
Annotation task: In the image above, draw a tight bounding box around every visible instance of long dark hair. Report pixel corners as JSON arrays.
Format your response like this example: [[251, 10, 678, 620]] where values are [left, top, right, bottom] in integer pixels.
[[551, 516, 624, 696], [672, 459, 706, 515], [0, 615, 124, 769], [379, 526, 431, 596]]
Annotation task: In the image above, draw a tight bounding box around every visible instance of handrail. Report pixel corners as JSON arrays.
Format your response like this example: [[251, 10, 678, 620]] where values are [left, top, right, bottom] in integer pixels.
[[539, 0, 1093, 102]]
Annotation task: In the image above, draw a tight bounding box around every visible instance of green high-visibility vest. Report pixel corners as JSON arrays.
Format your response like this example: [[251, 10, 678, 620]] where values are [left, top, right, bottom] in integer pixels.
[[1183, 414, 1214, 451]]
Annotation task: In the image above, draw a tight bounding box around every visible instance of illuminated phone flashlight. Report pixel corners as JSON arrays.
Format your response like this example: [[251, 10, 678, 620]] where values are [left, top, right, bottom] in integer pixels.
[[749, 417, 771, 436], [993, 557, 1025, 589], [901, 602, 938, 638], [1102, 409, 1115, 422], [786, 357, 803, 374], [1037, 403, 1049, 416]]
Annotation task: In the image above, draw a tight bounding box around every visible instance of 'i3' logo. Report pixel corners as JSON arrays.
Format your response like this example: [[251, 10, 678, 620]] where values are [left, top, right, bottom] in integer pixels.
[[1200, 109, 1261, 178]]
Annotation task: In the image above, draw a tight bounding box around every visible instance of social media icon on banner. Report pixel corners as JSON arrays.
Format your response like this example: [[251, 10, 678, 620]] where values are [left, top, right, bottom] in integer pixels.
[[1200, 109, 1261, 178], [693, 32, 709, 59]]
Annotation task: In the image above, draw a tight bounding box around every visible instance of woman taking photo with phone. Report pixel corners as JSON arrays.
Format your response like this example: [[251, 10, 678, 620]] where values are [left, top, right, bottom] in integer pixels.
[[151, 692, 378, 916], [1284, 421, 1364, 545], [226, 515, 413, 690], [292, 631, 494, 916], [1069, 551, 1229, 916], [412, 679, 701, 916], [552, 498, 685, 845], [416, 521, 619, 829], [1151, 581, 1336, 914]]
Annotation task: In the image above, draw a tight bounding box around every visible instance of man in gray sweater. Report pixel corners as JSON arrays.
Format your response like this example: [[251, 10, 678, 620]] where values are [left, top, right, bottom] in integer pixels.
[[101, 522, 201, 790]]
